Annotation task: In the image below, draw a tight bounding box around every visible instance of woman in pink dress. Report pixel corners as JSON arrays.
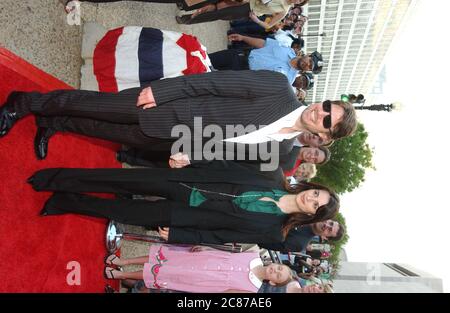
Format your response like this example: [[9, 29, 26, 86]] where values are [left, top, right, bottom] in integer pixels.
[[104, 244, 295, 293]]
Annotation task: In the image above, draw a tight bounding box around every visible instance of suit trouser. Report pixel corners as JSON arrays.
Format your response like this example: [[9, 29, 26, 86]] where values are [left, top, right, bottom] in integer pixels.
[[13, 89, 175, 150], [15, 89, 141, 123], [36, 115, 174, 151]]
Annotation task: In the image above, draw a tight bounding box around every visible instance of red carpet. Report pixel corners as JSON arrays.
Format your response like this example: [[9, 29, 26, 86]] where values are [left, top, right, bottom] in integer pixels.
[[0, 48, 121, 292]]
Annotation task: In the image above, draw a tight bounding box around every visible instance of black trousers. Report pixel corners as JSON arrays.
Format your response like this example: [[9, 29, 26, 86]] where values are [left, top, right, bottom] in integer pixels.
[[209, 49, 249, 71], [178, 3, 250, 24], [32, 167, 187, 195], [15, 88, 141, 122], [34, 168, 191, 227], [36, 115, 175, 151], [44, 192, 175, 227], [116, 147, 171, 167], [14, 89, 175, 151]]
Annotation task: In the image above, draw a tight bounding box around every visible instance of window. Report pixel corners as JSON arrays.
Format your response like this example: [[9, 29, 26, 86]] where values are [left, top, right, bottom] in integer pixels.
[[342, 11, 356, 18]]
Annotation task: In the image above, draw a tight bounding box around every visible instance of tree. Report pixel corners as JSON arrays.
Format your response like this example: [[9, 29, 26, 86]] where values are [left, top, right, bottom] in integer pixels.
[[327, 212, 349, 277], [312, 122, 374, 194], [311, 123, 373, 279]]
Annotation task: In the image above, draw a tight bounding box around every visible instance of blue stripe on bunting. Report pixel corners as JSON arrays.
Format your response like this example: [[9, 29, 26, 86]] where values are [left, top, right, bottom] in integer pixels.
[[138, 27, 164, 86]]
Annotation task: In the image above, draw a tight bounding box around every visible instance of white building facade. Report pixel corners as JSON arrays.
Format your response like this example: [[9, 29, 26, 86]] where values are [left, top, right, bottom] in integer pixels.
[[302, 0, 417, 103], [333, 261, 443, 293]]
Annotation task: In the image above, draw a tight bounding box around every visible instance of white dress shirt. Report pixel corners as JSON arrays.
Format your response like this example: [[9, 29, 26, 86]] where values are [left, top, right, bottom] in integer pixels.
[[224, 106, 306, 144]]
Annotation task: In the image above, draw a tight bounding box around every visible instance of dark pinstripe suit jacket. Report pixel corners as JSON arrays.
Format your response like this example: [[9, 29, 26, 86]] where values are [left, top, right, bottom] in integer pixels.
[[117, 142, 300, 168], [141, 70, 301, 140]]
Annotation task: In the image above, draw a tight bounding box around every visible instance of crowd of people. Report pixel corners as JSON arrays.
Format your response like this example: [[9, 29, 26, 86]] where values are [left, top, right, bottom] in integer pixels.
[[1, 0, 358, 293]]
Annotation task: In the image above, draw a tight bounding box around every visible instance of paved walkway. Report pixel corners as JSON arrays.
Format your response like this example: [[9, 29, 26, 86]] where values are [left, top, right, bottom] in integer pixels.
[[0, 0, 228, 87]]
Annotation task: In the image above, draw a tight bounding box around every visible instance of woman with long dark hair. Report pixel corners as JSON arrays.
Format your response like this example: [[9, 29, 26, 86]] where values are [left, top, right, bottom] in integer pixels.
[[29, 161, 339, 245]]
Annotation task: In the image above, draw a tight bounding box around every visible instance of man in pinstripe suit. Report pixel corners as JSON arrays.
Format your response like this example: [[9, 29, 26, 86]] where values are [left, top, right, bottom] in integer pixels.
[[0, 70, 356, 165]]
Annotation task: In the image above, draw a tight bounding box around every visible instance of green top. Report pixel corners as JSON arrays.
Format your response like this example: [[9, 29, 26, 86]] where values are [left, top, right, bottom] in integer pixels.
[[189, 189, 288, 216]]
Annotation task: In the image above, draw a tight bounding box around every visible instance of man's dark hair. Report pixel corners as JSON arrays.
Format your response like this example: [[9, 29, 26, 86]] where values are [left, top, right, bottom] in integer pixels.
[[291, 38, 304, 49], [328, 223, 345, 242], [330, 101, 357, 140]]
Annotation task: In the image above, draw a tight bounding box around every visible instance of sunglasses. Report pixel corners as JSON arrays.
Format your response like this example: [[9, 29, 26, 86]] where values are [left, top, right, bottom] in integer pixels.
[[322, 100, 332, 130]]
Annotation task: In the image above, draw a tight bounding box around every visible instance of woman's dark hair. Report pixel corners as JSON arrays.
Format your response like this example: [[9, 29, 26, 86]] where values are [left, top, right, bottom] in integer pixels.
[[281, 181, 339, 238]]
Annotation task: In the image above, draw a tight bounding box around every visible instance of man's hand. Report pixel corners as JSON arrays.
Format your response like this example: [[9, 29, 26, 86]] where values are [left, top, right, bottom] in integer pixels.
[[168, 153, 191, 168], [137, 87, 156, 109], [158, 227, 170, 241], [228, 33, 243, 42], [229, 32, 265, 48]]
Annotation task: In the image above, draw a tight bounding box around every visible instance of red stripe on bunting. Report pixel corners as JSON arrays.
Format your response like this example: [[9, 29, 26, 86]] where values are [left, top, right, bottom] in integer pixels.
[[93, 27, 124, 93], [176, 34, 208, 76]]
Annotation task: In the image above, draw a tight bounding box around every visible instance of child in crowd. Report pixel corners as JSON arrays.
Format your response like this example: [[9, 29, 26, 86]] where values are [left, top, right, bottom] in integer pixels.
[[104, 244, 296, 293]]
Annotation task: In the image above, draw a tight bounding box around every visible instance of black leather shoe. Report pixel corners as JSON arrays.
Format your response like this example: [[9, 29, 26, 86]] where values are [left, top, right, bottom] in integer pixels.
[[34, 127, 56, 160], [0, 105, 19, 137], [40, 200, 65, 216], [39, 207, 65, 216]]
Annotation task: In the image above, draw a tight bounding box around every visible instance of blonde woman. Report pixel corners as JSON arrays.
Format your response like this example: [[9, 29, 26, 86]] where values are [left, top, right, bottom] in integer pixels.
[[294, 162, 317, 182]]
